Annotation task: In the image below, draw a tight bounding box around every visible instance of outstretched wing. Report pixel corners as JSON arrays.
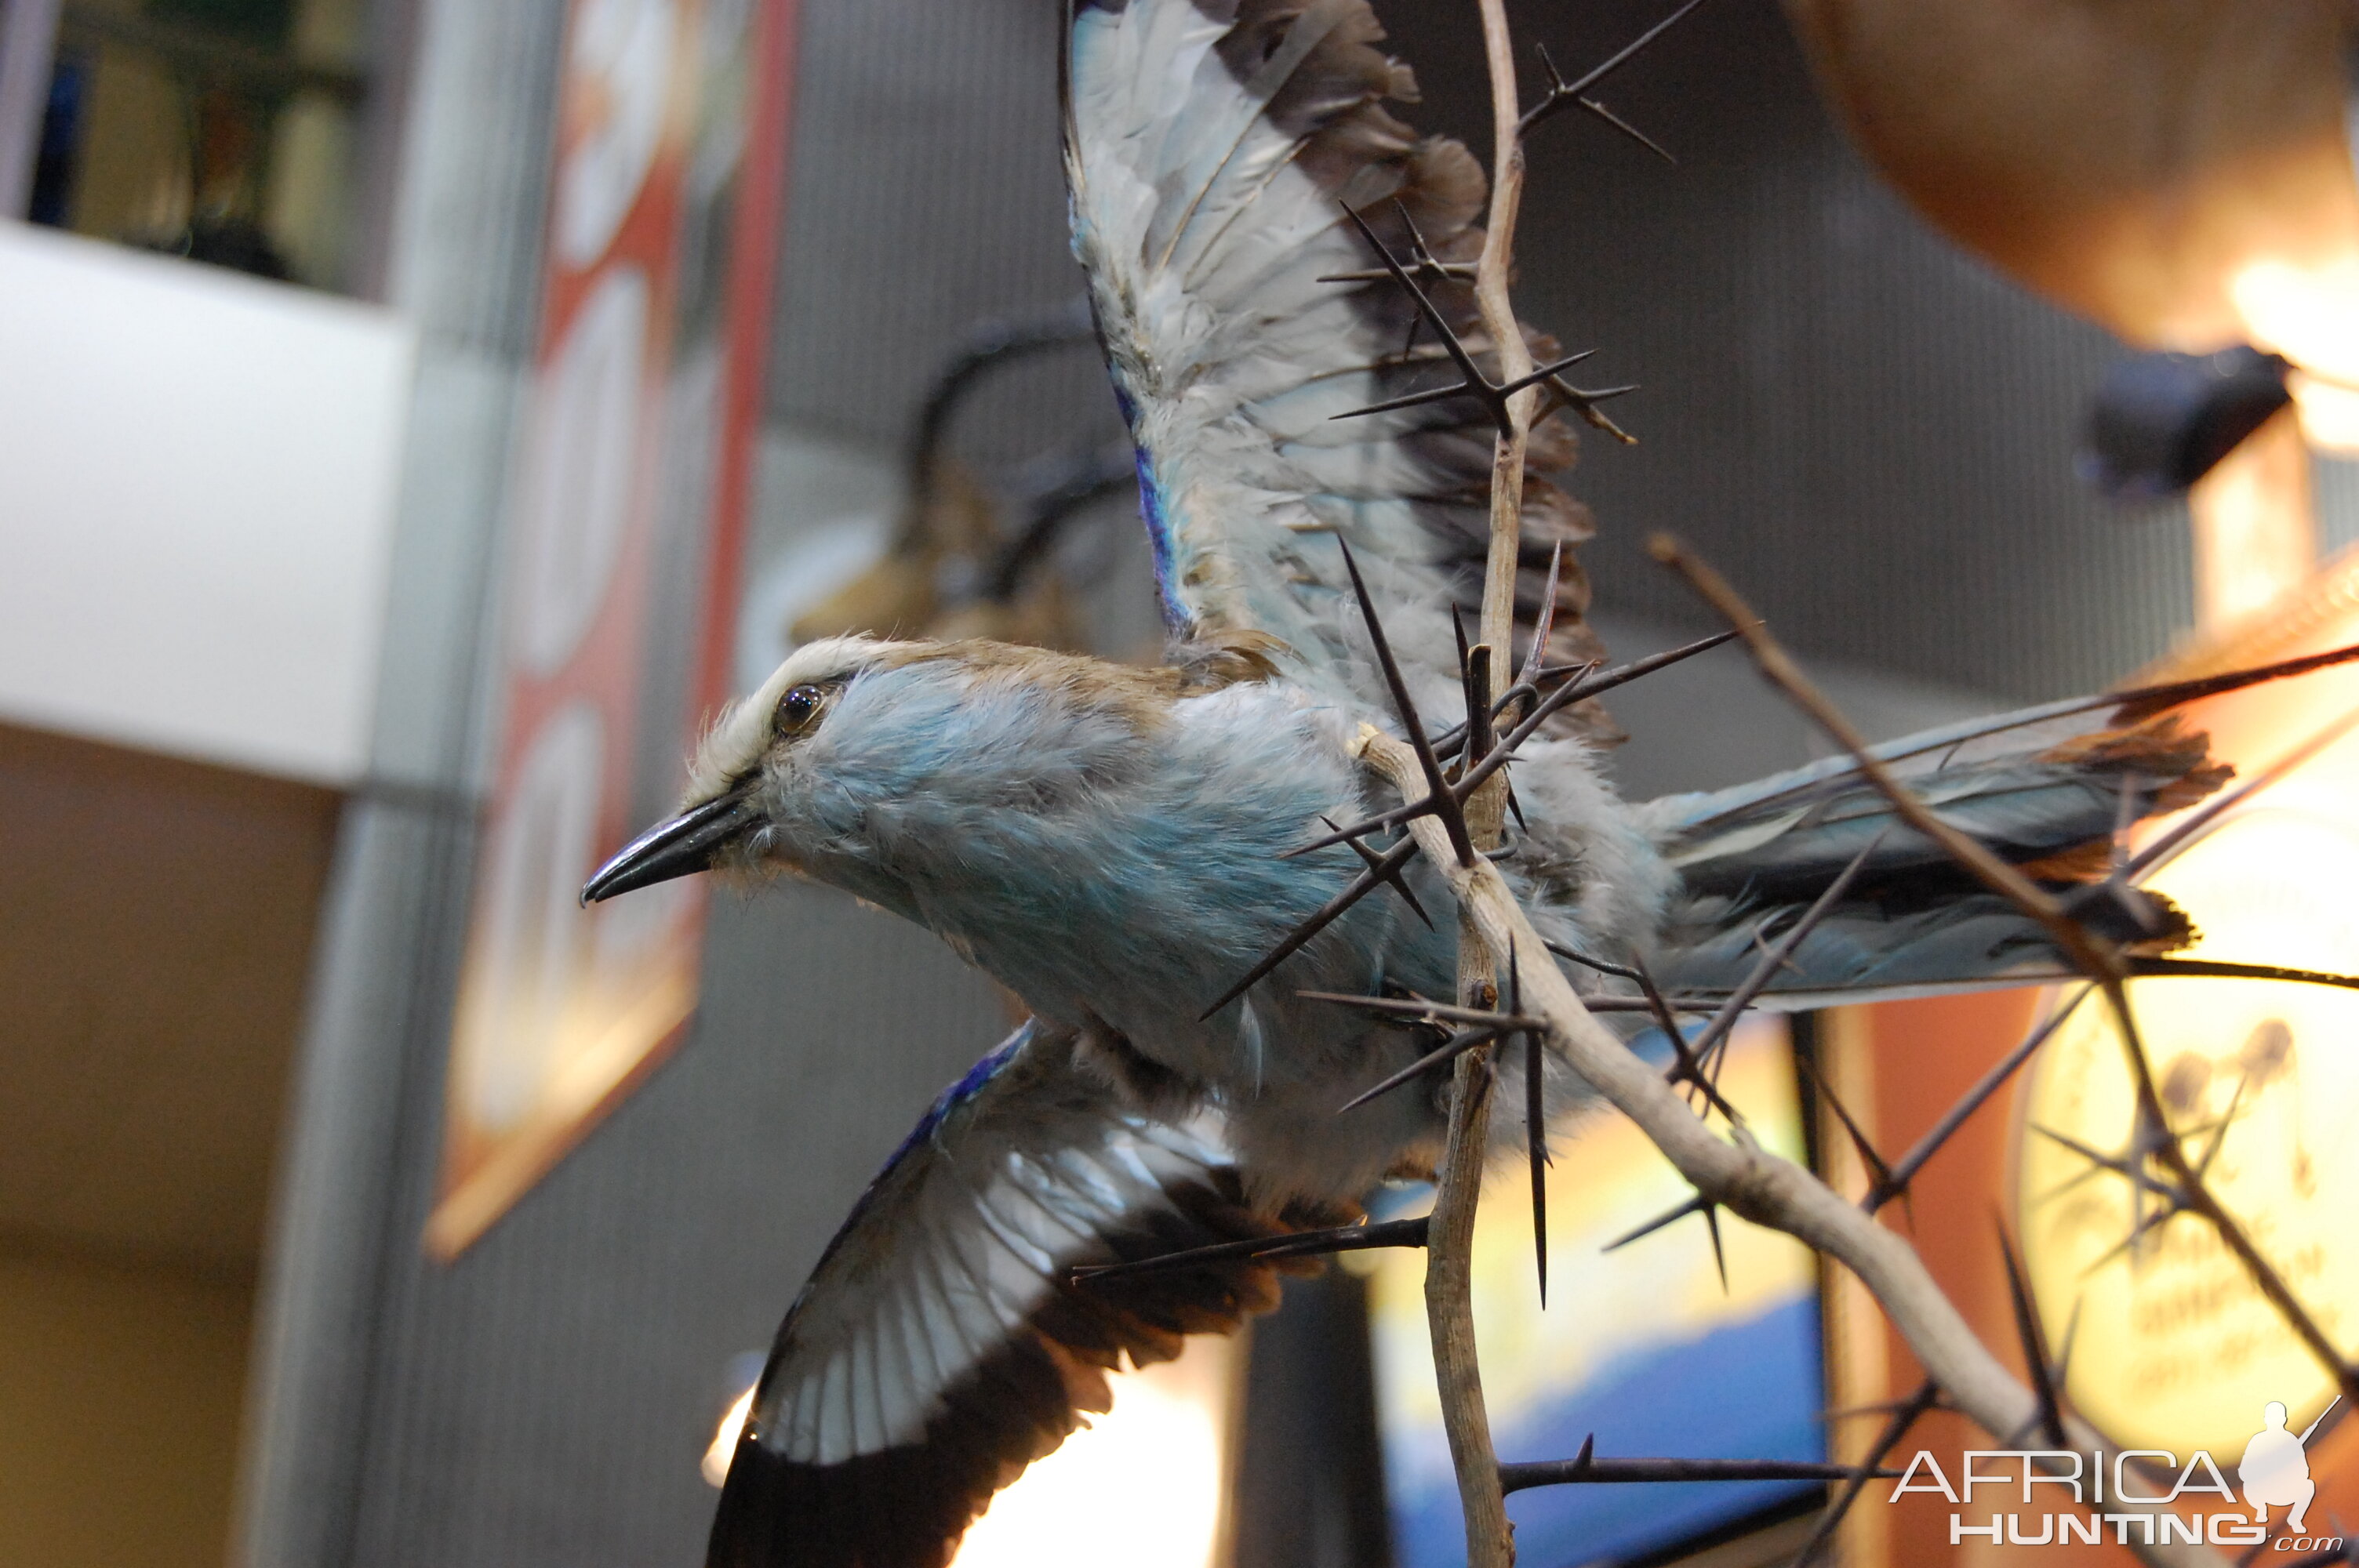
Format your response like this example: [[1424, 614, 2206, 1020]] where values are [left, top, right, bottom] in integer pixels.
[[707, 1022, 1304, 1568], [1065, 0, 1608, 729]]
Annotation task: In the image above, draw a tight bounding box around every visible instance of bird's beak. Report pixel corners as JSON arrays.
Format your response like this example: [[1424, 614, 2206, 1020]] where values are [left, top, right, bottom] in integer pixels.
[[580, 783, 761, 906]]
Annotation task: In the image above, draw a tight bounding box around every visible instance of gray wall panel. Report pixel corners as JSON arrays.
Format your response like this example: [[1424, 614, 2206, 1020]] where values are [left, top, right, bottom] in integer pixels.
[[765, 0, 1118, 461]]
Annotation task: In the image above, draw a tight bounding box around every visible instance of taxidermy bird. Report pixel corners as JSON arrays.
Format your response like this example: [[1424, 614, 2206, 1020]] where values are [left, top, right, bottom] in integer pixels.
[[581, 2, 2341, 1563]]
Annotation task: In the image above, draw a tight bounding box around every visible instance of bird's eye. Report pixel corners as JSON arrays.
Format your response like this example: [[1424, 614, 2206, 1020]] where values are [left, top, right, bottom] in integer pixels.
[[776, 683, 827, 734]]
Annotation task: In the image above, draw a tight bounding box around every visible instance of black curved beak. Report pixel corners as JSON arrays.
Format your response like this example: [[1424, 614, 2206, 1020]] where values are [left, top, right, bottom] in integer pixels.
[[580, 784, 761, 906]]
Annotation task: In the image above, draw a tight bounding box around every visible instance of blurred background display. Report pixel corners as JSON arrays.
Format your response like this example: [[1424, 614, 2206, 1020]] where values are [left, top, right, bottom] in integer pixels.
[[28, 0, 374, 287], [1368, 1019, 1825, 1568]]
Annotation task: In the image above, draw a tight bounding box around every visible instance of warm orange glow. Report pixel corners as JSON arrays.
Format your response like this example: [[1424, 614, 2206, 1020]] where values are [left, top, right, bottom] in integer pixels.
[[2288, 373, 2359, 455], [703, 1385, 754, 1488], [2232, 258, 2359, 386], [949, 1343, 1235, 1568], [2018, 572, 2359, 1451]]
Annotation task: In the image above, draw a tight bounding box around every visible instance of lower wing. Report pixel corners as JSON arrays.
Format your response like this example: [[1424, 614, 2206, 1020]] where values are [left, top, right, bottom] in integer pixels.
[[708, 1022, 1304, 1568]]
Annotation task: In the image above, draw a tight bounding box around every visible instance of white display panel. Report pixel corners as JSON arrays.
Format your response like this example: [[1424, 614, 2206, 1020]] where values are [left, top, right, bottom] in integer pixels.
[[0, 220, 413, 785]]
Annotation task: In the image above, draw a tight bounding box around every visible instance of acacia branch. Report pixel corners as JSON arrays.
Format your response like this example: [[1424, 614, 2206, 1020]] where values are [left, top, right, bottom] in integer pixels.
[[1472, 0, 1537, 662], [1355, 724, 2230, 1568], [1649, 532, 2359, 1412], [1411, 7, 1546, 1566]]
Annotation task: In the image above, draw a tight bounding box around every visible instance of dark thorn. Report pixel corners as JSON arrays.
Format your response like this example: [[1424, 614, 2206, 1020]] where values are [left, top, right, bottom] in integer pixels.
[[2120, 704, 2359, 882], [1794, 1048, 1892, 1193], [1452, 613, 1488, 793], [1577, 96, 1677, 163], [2127, 956, 2359, 992], [2054, 1296, 2084, 1388], [1868, 987, 2091, 1214], [1787, 1379, 1941, 1568], [1501, 1452, 1901, 1493], [1336, 536, 1476, 865], [1603, 1192, 1711, 1252], [1431, 632, 1747, 852], [1338, 1023, 1528, 1112], [1200, 837, 1416, 1018], [1329, 379, 1506, 424], [1545, 373, 1641, 442], [1299, 988, 1707, 1022], [1703, 1201, 1728, 1291], [1329, 350, 1604, 426], [2034, 1105, 2197, 1273], [2195, 1074, 2248, 1180], [1507, 785, 1528, 835], [1518, 0, 1715, 139], [1550, 629, 1739, 705], [1544, 942, 1743, 1122], [1498, 348, 1612, 401], [1516, 952, 1548, 1305], [1390, 201, 1458, 288], [1689, 832, 1884, 1083], [2106, 638, 2359, 724], [1465, 642, 1496, 779], [1337, 203, 1496, 421], [1314, 263, 1478, 285], [1519, 540, 1567, 693], [1279, 800, 1433, 859], [1296, 990, 1551, 1030], [1070, 1216, 1430, 1284], [1325, 816, 1432, 927], [1998, 1221, 2068, 1447]]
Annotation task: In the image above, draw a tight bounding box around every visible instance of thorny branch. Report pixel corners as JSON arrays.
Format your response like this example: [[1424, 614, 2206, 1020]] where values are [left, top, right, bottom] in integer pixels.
[[1323, 7, 2348, 1568], [1651, 532, 2359, 1417], [1357, 725, 2231, 1568], [1401, 2, 1558, 1562]]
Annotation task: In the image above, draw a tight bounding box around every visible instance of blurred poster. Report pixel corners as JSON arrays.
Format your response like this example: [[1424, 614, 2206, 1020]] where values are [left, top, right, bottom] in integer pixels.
[[1365, 1018, 1825, 1567], [2017, 564, 2359, 1455], [428, 0, 798, 1255]]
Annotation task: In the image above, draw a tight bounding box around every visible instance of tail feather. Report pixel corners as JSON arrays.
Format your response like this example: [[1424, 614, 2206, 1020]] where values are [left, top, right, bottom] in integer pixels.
[[1638, 707, 2232, 1001]]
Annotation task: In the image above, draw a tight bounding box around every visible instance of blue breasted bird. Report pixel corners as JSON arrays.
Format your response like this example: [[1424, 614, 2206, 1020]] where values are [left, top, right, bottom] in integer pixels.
[[580, 2, 2332, 1563]]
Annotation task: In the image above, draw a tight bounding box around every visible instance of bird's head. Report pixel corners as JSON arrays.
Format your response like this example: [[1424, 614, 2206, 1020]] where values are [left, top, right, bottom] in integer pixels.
[[580, 633, 1256, 906], [580, 635, 914, 905]]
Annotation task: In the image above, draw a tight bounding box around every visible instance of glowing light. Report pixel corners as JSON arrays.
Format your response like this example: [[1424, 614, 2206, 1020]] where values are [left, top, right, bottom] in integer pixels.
[[703, 1384, 754, 1487], [2288, 372, 2359, 455], [2019, 806, 2359, 1454], [2230, 256, 2359, 452], [2230, 257, 2359, 384], [950, 1345, 1234, 1568]]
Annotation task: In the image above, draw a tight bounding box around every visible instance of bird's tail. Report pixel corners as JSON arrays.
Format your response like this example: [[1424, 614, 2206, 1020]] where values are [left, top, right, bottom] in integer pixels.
[[1633, 642, 2359, 1006]]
